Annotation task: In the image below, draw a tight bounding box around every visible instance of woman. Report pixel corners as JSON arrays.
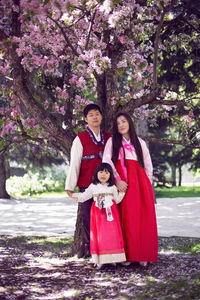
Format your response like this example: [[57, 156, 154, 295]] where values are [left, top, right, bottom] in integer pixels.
[[103, 112, 158, 266]]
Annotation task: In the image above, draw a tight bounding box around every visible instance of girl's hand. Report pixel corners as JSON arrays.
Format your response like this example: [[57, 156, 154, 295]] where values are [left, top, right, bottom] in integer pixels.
[[116, 180, 128, 193], [72, 193, 78, 201]]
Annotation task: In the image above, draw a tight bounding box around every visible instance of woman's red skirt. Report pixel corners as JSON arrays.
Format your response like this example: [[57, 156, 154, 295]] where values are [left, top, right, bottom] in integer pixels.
[[116, 159, 158, 262]]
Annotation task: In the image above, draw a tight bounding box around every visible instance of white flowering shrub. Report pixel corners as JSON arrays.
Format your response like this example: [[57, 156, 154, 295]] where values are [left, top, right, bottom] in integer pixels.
[[6, 172, 63, 196]]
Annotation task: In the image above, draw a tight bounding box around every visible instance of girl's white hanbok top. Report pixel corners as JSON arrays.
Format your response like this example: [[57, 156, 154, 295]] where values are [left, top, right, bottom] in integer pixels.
[[76, 183, 124, 208]]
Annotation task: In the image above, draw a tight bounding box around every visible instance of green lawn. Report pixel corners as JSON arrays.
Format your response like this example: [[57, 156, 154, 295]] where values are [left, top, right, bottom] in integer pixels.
[[155, 186, 200, 198], [9, 186, 199, 199], [36, 186, 199, 199], [29, 191, 67, 198]]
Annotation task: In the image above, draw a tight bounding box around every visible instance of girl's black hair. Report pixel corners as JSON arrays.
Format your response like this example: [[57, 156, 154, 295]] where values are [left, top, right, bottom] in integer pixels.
[[111, 112, 144, 168], [92, 163, 115, 186]]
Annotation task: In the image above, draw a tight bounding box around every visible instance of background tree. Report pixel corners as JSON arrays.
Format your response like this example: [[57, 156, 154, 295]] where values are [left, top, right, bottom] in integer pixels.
[[0, 0, 200, 256]]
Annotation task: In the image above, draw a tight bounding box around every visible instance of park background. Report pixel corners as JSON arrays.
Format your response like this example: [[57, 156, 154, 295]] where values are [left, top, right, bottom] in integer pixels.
[[0, 0, 200, 299]]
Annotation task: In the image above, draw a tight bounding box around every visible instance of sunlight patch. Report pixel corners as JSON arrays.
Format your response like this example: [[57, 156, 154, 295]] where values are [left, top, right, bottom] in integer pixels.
[[63, 289, 81, 297], [29, 257, 66, 269]]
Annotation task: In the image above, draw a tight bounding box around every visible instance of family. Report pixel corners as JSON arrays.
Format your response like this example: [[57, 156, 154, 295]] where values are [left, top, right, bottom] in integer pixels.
[[65, 103, 158, 269]]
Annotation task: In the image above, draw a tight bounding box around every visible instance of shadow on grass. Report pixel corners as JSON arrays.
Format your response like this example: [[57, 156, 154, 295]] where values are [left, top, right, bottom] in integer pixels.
[[0, 236, 200, 299]]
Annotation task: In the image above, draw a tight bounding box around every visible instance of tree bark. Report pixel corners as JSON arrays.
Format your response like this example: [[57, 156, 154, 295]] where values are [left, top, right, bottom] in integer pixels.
[[178, 165, 182, 186], [136, 119, 148, 138], [72, 204, 86, 257], [0, 154, 10, 199], [171, 165, 176, 186]]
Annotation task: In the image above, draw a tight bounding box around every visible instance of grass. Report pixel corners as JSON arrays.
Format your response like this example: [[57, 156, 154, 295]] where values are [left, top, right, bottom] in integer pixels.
[[161, 236, 200, 255], [155, 186, 200, 198], [29, 191, 67, 198], [0, 236, 200, 299], [14, 185, 199, 200], [7, 183, 199, 199]]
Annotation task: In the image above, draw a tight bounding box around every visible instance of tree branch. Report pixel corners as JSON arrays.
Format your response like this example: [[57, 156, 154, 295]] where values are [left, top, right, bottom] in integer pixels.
[[8, 9, 72, 153], [150, 99, 186, 106], [153, 0, 180, 90], [0, 29, 8, 41], [85, 10, 96, 50], [118, 88, 159, 113], [47, 16, 80, 57], [181, 17, 200, 33], [142, 136, 200, 149], [153, 7, 169, 90]]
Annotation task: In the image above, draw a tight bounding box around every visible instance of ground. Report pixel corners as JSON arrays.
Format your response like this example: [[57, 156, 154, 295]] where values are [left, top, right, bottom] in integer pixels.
[[0, 236, 199, 300]]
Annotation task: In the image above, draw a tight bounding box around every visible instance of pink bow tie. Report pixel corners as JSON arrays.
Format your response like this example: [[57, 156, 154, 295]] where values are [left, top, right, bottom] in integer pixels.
[[123, 143, 135, 152]]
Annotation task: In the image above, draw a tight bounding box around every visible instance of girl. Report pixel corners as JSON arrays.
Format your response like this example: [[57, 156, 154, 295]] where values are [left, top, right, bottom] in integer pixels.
[[72, 163, 126, 269], [103, 112, 158, 267]]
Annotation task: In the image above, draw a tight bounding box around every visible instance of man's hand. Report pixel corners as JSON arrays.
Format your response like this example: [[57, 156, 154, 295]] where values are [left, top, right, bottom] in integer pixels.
[[66, 190, 73, 197], [116, 180, 128, 193]]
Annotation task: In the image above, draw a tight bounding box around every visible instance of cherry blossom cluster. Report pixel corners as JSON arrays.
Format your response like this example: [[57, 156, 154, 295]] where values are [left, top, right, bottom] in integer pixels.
[[1, 0, 198, 152]]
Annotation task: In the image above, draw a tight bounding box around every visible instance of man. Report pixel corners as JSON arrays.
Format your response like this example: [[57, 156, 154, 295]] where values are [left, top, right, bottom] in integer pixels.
[[65, 103, 110, 257]]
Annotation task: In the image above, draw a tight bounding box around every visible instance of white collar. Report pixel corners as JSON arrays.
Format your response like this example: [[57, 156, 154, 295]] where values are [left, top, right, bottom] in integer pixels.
[[89, 127, 101, 141], [97, 182, 109, 187], [123, 137, 130, 144]]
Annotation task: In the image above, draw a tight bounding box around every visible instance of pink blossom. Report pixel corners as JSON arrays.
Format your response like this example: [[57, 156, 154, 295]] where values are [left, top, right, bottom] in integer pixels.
[[118, 35, 126, 44], [69, 76, 78, 84], [54, 102, 60, 113], [99, 0, 113, 15], [186, 115, 192, 128], [189, 110, 194, 118], [45, 100, 49, 107], [60, 106, 65, 115], [76, 77, 86, 89]]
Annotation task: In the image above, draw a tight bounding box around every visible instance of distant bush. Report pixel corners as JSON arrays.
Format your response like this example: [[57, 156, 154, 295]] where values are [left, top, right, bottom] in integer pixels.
[[6, 167, 66, 197]]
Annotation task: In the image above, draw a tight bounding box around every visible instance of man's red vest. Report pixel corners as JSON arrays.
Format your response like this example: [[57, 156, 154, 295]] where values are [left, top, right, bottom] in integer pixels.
[[77, 130, 111, 188]]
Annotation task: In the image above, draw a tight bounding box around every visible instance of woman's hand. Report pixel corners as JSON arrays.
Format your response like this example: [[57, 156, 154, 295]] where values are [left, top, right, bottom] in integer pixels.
[[116, 180, 128, 193]]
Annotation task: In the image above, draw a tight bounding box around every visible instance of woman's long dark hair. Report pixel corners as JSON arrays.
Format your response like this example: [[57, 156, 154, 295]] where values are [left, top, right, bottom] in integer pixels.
[[92, 163, 115, 186], [111, 112, 144, 168]]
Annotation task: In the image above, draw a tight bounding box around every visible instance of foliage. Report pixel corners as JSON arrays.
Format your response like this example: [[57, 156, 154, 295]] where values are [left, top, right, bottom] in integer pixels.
[[0, 0, 200, 157], [0, 235, 199, 299], [7, 143, 64, 171], [149, 115, 200, 185], [6, 166, 66, 196]]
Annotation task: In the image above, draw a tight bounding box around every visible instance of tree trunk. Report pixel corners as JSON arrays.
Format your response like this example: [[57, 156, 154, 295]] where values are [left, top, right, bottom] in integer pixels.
[[136, 119, 148, 138], [72, 204, 86, 257], [178, 165, 182, 186], [171, 165, 176, 186], [72, 71, 116, 257], [0, 154, 10, 199]]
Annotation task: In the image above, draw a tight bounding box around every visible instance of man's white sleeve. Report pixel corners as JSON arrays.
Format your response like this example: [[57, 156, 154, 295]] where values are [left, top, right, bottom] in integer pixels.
[[65, 136, 83, 191]]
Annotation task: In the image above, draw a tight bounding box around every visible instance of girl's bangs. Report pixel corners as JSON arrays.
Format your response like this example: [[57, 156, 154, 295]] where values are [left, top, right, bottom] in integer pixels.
[[98, 167, 110, 173]]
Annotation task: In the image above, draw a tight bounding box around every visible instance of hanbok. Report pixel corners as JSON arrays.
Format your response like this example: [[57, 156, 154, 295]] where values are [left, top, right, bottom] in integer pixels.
[[103, 137, 158, 262], [77, 183, 126, 264]]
